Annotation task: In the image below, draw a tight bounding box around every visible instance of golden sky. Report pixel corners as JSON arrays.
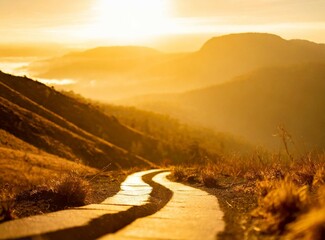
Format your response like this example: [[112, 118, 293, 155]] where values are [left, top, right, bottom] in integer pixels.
[[1, 0, 325, 51]]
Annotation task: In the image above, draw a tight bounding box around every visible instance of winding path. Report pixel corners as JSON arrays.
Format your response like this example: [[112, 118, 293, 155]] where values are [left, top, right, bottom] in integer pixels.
[[101, 171, 224, 240], [0, 169, 224, 240]]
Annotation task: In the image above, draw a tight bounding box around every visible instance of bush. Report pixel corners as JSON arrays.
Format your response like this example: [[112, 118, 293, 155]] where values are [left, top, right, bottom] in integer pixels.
[[173, 166, 186, 182], [252, 180, 309, 234], [201, 169, 219, 188], [54, 174, 90, 206], [14, 174, 91, 212]]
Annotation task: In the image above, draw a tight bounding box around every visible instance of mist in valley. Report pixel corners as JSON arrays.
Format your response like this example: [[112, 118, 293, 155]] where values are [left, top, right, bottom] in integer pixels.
[[2, 33, 325, 151]]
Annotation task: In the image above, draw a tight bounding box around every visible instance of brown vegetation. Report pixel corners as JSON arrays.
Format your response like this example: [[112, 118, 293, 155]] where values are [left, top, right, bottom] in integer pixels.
[[0, 144, 129, 222], [170, 152, 325, 239], [0, 71, 158, 168], [0, 145, 96, 221]]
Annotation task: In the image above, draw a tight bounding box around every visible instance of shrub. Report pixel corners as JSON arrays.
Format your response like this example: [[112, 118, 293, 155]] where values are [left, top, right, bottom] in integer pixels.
[[173, 166, 186, 182], [252, 180, 309, 234], [54, 174, 91, 207], [201, 169, 219, 188], [14, 174, 91, 212]]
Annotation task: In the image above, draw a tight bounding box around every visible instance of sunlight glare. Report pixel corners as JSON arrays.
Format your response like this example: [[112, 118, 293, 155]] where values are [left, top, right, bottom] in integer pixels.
[[92, 0, 172, 42]]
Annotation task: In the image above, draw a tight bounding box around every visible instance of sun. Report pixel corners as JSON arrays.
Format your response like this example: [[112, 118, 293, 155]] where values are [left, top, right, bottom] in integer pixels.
[[92, 0, 172, 42]]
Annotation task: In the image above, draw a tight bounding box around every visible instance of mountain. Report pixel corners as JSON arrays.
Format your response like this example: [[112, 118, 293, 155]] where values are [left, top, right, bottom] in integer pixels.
[[0, 71, 160, 169], [1, 70, 244, 169], [29, 46, 163, 79], [128, 63, 325, 150], [26, 46, 187, 100], [26, 33, 325, 101], [184, 33, 325, 86]]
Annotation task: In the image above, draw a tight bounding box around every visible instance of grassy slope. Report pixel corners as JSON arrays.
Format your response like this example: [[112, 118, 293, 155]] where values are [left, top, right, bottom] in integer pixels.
[[97, 103, 252, 156], [0, 71, 158, 167], [0, 96, 123, 168], [0, 81, 149, 169], [0, 129, 97, 218], [0, 129, 41, 154], [0, 146, 96, 189], [0, 131, 128, 220], [0, 129, 96, 188]]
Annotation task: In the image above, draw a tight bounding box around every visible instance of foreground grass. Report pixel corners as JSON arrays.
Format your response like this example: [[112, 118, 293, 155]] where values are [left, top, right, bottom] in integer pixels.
[[0, 147, 130, 222], [170, 153, 325, 240]]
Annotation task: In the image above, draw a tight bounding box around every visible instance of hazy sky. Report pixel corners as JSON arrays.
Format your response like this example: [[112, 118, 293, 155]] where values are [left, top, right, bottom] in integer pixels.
[[1, 0, 325, 51]]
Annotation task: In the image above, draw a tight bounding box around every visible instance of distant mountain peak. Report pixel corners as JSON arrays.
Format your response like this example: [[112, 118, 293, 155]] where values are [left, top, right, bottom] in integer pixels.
[[200, 32, 286, 51]]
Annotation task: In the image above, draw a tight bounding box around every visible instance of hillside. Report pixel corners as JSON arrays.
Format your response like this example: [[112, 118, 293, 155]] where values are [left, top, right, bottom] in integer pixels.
[[0, 71, 158, 169], [129, 63, 325, 150], [96, 104, 252, 156], [26, 33, 325, 101], [0, 70, 245, 169]]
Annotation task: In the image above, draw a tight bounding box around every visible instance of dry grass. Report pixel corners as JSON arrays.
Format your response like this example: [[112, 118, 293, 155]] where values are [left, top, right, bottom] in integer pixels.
[[0, 195, 15, 222], [0, 147, 96, 222], [252, 180, 310, 234], [173, 166, 187, 182], [55, 174, 91, 206], [170, 152, 325, 239], [201, 167, 219, 188], [14, 173, 91, 212]]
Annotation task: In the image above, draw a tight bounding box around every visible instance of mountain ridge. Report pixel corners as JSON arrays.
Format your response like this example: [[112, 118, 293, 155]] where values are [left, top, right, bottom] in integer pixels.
[[127, 63, 325, 150], [26, 32, 325, 101]]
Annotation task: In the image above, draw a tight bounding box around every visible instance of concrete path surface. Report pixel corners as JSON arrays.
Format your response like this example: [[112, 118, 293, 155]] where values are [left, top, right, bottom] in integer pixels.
[[0, 169, 225, 240], [100, 171, 225, 240], [0, 169, 159, 239]]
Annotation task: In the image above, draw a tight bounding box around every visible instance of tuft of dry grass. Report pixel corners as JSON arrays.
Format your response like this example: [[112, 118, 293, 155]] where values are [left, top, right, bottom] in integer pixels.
[[252, 180, 310, 234], [54, 174, 91, 206], [173, 166, 187, 182], [201, 167, 219, 188]]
